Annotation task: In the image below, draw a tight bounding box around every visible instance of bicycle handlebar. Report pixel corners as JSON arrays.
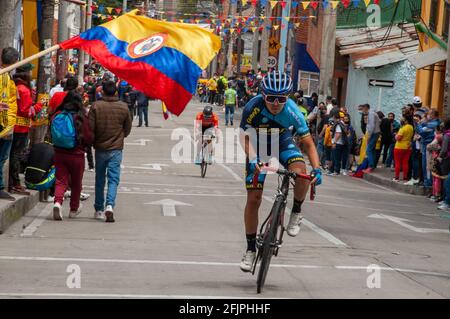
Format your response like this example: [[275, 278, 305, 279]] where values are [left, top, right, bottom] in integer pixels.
[[253, 162, 316, 200]]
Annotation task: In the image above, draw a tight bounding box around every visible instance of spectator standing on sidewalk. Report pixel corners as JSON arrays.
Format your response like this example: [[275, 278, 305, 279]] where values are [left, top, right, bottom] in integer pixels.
[[327, 111, 348, 176], [428, 124, 444, 202], [0, 47, 19, 201], [437, 119, 450, 211], [224, 83, 237, 126], [385, 112, 399, 168], [379, 111, 393, 166], [135, 90, 149, 127], [51, 91, 93, 220], [416, 109, 440, 188], [393, 116, 414, 183], [10, 63, 42, 195], [89, 80, 132, 223], [362, 104, 380, 173]]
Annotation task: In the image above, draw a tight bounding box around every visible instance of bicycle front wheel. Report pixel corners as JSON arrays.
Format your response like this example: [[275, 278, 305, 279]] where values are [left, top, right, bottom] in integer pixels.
[[201, 161, 207, 178], [256, 197, 284, 293]]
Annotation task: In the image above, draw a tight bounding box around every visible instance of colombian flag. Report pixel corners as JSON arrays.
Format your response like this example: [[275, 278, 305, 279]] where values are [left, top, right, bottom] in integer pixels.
[[60, 10, 221, 116]]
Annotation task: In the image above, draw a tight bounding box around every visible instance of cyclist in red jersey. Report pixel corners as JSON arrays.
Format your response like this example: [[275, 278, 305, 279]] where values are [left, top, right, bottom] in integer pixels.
[[195, 105, 219, 165]]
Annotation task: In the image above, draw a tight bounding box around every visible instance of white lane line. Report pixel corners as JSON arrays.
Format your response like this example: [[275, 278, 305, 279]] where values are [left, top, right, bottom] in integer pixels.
[[359, 178, 412, 196], [83, 180, 242, 190], [0, 293, 272, 299], [20, 203, 53, 237], [219, 164, 243, 182], [113, 191, 246, 197], [301, 219, 348, 247], [1, 256, 449, 279], [262, 196, 348, 247]]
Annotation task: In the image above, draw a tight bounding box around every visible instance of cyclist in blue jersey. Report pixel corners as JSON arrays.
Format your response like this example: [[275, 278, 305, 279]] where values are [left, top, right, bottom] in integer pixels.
[[239, 71, 322, 272]]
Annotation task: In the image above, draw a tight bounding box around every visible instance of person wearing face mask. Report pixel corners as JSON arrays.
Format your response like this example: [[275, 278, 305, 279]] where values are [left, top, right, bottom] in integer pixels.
[[344, 114, 357, 173]]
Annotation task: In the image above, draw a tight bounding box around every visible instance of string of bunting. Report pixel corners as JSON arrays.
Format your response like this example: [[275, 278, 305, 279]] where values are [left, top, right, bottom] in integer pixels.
[[91, 0, 400, 26]]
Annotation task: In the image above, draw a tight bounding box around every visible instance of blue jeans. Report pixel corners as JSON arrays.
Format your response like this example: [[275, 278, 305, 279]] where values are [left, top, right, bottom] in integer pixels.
[[138, 105, 148, 126], [366, 133, 380, 168], [225, 104, 235, 125], [94, 150, 123, 211], [421, 143, 432, 187], [317, 137, 325, 167], [385, 143, 395, 168], [0, 137, 13, 190], [445, 174, 450, 205], [330, 144, 348, 174]]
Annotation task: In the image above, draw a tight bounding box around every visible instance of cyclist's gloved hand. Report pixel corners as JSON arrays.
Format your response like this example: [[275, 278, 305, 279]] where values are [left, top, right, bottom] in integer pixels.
[[249, 157, 261, 173], [310, 168, 322, 186]]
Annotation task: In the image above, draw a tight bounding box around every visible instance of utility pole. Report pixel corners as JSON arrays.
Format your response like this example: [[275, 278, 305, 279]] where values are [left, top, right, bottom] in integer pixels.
[[318, 6, 337, 103], [77, 3, 86, 85], [56, 0, 70, 80], [123, 0, 127, 13], [236, 0, 243, 75], [226, 0, 237, 77], [259, 3, 271, 72], [278, 0, 291, 72], [252, 0, 262, 72], [37, 0, 56, 95], [0, 0, 18, 50]]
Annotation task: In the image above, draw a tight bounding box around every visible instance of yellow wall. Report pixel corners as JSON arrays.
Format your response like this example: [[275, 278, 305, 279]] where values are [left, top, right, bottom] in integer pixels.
[[414, 0, 448, 113]]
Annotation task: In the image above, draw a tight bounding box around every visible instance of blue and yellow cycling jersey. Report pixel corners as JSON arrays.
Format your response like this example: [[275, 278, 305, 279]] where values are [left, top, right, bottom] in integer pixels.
[[240, 95, 310, 189]]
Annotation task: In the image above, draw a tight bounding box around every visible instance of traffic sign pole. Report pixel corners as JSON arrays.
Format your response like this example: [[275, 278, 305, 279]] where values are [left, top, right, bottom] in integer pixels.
[[278, 0, 291, 72]]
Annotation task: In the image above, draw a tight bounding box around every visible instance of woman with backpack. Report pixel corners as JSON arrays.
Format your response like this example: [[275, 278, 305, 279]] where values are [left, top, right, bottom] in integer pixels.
[[51, 90, 93, 220]]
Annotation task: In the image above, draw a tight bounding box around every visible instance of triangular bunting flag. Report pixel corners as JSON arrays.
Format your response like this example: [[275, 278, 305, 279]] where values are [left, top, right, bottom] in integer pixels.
[[270, 1, 278, 9]]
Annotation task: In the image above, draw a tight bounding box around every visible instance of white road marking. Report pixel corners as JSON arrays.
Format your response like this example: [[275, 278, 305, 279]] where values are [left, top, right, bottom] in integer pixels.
[[368, 214, 449, 234], [1, 255, 449, 279], [219, 164, 243, 182], [20, 203, 53, 237], [262, 196, 348, 247], [146, 199, 192, 217], [125, 139, 152, 146]]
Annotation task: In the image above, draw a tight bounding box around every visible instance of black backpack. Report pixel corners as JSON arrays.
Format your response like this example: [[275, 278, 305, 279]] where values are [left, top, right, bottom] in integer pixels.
[[331, 122, 349, 145], [25, 142, 55, 184]]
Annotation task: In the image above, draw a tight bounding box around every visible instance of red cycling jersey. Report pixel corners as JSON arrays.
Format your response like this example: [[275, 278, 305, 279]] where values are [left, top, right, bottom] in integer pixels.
[[195, 112, 219, 129]]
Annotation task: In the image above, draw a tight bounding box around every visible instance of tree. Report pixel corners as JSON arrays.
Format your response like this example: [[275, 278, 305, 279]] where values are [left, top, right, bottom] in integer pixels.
[[0, 0, 19, 50], [37, 0, 56, 95]]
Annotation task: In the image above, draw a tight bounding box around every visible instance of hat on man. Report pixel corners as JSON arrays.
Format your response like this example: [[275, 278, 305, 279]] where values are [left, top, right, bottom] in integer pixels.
[[15, 63, 34, 73], [413, 96, 422, 106]]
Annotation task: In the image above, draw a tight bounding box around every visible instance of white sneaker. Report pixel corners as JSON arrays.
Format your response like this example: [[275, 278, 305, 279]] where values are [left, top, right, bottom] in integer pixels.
[[64, 190, 71, 198], [404, 179, 415, 186], [105, 205, 115, 223], [392, 178, 400, 183], [239, 250, 256, 272], [94, 211, 105, 220], [80, 193, 90, 201], [53, 203, 63, 221], [437, 202, 449, 211], [286, 212, 304, 237], [45, 195, 55, 203], [342, 170, 348, 176], [69, 204, 83, 219]]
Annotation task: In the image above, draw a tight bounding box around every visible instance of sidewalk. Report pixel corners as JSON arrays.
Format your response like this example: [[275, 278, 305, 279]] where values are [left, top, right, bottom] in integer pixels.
[[363, 167, 427, 196], [0, 191, 39, 234]]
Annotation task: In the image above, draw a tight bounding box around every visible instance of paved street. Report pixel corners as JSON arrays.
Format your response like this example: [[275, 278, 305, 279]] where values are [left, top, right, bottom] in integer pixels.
[[1, 100, 450, 299]]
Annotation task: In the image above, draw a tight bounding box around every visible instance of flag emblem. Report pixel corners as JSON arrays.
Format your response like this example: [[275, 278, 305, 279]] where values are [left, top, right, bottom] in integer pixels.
[[127, 33, 168, 58]]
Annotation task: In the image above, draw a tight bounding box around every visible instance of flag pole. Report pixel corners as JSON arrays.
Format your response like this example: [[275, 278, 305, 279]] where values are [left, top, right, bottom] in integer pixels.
[[0, 44, 61, 75]]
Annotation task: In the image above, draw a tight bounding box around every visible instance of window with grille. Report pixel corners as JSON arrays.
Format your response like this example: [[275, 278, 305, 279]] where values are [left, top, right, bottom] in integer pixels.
[[298, 71, 319, 97], [429, 0, 440, 33], [443, 1, 450, 40]]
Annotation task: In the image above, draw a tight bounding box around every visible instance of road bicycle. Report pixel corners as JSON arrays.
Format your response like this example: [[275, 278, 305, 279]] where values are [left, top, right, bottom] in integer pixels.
[[251, 163, 316, 293], [200, 133, 215, 178]]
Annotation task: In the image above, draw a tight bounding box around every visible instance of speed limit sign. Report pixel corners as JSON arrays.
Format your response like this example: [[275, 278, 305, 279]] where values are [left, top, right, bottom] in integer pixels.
[[268, 56, 277, 68]]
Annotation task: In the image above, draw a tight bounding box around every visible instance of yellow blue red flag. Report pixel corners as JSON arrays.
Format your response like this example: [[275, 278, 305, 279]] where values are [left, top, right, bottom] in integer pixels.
[[60, 10, 221, 116]]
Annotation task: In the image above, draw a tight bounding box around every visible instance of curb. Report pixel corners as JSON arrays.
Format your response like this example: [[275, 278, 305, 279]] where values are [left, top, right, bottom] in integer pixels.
[[0, 191, 40, 234], [363, 173, 427, 196]]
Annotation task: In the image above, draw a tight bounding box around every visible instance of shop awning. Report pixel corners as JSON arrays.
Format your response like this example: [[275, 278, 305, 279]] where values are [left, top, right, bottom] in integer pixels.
[[407, 47, 447, 69]]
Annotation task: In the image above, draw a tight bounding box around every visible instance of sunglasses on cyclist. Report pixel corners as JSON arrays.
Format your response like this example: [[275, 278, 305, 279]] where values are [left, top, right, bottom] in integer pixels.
[[264, 95, 288, 104]]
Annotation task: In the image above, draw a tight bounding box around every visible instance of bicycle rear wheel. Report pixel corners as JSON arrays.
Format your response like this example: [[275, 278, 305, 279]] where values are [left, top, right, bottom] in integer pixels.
[[256, 198, 284, 293], [201, 160, 207, 178]]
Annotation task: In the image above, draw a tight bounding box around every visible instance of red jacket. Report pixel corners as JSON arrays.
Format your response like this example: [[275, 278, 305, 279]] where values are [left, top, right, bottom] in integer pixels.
[[15, 82, 42, 134], [49, 91, 68, 115]]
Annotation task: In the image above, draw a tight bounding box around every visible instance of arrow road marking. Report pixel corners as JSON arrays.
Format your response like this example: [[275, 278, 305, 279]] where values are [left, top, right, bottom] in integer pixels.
[[121, 164, 169, 171], [145, 199, 192, 217], [368, 214, 448, 234], [125, 139, 151, 146]]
